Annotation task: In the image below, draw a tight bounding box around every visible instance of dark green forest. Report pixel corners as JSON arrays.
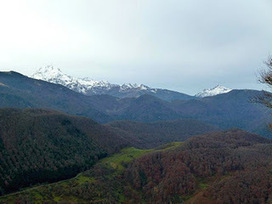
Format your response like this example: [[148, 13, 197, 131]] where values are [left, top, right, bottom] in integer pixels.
[[0, 108, 127, 195]]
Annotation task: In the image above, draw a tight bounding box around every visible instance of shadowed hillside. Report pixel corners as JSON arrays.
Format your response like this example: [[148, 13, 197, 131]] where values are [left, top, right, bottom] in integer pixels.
[[107, 119, 220, 148]]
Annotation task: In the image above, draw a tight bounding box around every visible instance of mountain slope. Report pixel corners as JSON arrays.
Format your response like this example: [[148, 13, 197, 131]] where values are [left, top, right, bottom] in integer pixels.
[[171, 89, 272, 137], [0, 108, 131, 195], [108, 90, 271, 137], [116, 94, 180, 122], [107, 119, 220, 148], [0, 71, 111, 123], [31, 66, 195, 101], [125, 129, 272, 203]]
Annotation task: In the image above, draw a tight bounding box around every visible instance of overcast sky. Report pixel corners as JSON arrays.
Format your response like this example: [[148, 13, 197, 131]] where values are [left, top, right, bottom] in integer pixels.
[[0, 0, 272, 94]]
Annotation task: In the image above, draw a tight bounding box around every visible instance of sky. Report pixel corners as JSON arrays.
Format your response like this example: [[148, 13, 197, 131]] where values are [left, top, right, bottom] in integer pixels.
[[0, 0, 272, 95]]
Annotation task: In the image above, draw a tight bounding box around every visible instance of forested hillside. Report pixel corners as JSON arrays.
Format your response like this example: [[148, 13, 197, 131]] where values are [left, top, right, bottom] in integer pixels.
[[0, 108, 129, 195], [107, 119, 219, 148], [0, 108, 220, 196], [2, 129, 272, 203], [125, 129, 272, 203]]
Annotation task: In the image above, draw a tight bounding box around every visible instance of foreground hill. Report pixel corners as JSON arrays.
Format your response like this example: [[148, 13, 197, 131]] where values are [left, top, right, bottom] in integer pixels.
[[125, 129, 272, 203], [1, 129, 271, 203], [0, 108, 130, 195]]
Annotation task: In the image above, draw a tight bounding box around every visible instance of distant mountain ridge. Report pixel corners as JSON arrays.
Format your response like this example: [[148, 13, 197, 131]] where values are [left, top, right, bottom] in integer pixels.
[[0, 71, 112, 123], [31, 66, 194, 101], [196, 85, 232, 97], [0, 70, 270, 137]]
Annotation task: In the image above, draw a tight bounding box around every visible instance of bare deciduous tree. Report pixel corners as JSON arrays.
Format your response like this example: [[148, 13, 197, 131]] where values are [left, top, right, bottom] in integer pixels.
[[260, 57, 272, 86], [258, 57, 272, 129], [258, 57, 272, 109]]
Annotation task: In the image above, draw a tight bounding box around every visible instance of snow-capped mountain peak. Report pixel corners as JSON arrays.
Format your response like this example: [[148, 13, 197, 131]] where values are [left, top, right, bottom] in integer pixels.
[[31, 66, 158, 97], [196, 85, 232, 98], [120, 83, 150, 91], [31, 65, 115, 94], [32, 65, 66, 81]]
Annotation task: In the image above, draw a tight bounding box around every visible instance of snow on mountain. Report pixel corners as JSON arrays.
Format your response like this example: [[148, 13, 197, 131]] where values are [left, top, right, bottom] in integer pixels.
[[196, 85, 232, 98], [31, 65, 158, 96], [32, 65, 115, 94], [31, 66, 196, 101], [120, 83, 150, 92]]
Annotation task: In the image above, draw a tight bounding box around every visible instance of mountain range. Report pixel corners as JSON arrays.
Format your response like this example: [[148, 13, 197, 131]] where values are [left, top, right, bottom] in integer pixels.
[[0, 70, 270, 136], [32, 66, 195, 101], [32, 66, 233, 99]]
